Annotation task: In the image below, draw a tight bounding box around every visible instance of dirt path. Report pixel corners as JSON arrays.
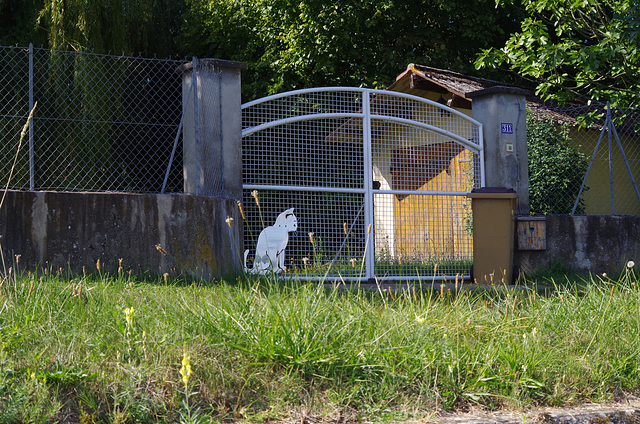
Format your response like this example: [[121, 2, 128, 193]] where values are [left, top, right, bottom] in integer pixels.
[[430, 398, 640, 424]]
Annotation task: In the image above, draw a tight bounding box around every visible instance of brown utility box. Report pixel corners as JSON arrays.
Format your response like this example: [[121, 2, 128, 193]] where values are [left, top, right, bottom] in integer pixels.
[[517, 217, 547, 250], [467, 188, 518, 284]]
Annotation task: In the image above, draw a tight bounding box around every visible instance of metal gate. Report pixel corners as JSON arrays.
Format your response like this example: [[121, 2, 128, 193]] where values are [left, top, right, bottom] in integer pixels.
[[242, 88, 484, 281]]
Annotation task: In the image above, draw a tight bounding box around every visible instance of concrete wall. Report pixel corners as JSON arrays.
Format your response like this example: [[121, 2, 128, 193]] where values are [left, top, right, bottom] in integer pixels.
[[515, 215, 640, 276], [0, 190, 243, 278]]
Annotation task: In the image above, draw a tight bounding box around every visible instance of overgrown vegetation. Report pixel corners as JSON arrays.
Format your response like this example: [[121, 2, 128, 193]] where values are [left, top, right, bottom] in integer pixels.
[[0, 264, 639, 423], [527, 115, 590, 214]]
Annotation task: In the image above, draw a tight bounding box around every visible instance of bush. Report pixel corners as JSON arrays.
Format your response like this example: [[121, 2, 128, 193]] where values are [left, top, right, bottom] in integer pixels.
[[527, 115, 589, 214]]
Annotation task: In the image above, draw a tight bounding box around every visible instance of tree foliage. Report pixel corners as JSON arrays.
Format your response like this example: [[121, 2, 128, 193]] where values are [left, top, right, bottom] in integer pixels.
[[527, 115, 589, 215], [36, 0, 185, 57], [179, 0, 525, 101], [3, 0, 525, 98], [476, 0, 640, 107], [6, 0, 640, 109], [0, 0, 47, 45]]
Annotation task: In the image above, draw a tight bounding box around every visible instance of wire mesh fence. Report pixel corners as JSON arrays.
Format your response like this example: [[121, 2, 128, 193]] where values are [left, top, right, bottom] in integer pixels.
[[5, 42, 638, 217], [0, 44, 192, 193], [528, 101, 640, 215], [242, 88, 482, 281]]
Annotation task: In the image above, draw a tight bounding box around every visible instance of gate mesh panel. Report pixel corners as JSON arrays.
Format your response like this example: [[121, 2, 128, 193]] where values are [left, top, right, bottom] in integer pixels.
[[242, 88, 482, 281], [241, 189, 367, 278], [369, 92, 478, 278], [242, 112, 366, 277]]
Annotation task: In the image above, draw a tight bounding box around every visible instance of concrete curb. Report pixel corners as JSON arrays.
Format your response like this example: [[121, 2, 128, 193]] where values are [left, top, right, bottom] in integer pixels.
[[432, 402, 640, 424], [537, 407, 640, 424]]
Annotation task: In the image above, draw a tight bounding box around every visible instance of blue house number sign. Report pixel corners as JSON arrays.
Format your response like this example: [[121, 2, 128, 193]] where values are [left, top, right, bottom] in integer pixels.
[[501, 123, 514, 134]]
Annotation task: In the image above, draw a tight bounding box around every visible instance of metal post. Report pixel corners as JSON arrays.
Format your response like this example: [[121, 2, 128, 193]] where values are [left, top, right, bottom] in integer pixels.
[[611, 110, 640, 208], [28, 43, 34, 191], [362, 90, 375, 281], [607, 103, 615, 214], [193, 57, 200, 195]]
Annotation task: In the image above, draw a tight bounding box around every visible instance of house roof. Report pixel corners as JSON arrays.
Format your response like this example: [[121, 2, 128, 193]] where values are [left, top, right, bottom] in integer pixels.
[[389, 64, 522, 99], [389, 64, 590, 127], [327, 64, 609, 145]]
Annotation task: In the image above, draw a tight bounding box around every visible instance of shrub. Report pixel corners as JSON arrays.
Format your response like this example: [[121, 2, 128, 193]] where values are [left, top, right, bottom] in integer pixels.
[[527, 115, 589, 214]]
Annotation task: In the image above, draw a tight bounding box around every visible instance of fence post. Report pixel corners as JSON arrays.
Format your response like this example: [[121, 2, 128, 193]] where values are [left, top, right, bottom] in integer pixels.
[[28, 43, 34, 191], [178, 58, 247, 199], [467, 86, 531, 215]]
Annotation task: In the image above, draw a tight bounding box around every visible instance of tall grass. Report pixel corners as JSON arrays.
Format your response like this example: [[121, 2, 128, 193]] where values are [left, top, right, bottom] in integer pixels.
[[0, 264, 639, 423]]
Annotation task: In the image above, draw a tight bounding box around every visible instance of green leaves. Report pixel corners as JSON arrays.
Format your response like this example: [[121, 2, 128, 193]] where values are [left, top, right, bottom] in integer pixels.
[[476, 0, 640, 107], [35, 0, 184, 57], [527, 114, 589, 214], [180, 0, 525, 101]]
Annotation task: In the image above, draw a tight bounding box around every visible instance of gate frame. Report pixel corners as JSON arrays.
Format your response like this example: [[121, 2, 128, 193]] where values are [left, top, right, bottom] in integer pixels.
[[242, 87, 485, 281]]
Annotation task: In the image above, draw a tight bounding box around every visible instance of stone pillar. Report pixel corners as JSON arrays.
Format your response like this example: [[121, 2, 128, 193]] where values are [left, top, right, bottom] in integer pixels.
[[467, 87, 531, 215], [178, 58, 247, 200]]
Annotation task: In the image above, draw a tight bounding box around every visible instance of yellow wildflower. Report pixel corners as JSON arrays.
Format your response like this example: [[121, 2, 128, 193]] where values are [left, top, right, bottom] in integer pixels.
[[180, 352, 192, 389], [125, 307, 134, 327]]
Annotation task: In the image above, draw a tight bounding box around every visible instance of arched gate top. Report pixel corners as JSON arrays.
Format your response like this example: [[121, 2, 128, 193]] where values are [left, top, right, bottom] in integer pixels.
[[242, 87, 484, 155]]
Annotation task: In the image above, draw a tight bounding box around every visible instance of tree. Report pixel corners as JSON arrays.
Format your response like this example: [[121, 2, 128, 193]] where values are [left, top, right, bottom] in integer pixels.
[[37, 0, 185, 57], [179, 0, 526, 101], [476, 0, 640, 107]]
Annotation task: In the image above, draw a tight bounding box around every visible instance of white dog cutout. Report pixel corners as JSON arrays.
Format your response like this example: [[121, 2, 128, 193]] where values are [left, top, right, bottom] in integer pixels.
[[244, 208, 297, 274]]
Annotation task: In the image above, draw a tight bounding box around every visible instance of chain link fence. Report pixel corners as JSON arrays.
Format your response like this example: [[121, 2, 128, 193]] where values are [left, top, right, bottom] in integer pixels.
[[528, 101, 640, 215], [3, 44, 640, 215], [0, 44, 192, 193]]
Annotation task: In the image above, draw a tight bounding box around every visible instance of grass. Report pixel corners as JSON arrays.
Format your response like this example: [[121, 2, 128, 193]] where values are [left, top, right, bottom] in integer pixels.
[[0, 263, 639, 423], [1, 117, 638, 422], [288, 256, 473, 280]]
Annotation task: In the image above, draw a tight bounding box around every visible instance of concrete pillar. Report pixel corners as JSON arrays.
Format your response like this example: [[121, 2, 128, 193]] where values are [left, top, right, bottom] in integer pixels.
[[467, 87, 531, 215], [178, 58, 247, 200]]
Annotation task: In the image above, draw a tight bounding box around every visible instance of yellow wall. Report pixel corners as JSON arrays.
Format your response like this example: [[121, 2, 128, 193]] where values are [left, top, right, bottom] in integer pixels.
[[568, 126, 640, 215], [392, 150, 474, 260], [371, 92, 477, 261]]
